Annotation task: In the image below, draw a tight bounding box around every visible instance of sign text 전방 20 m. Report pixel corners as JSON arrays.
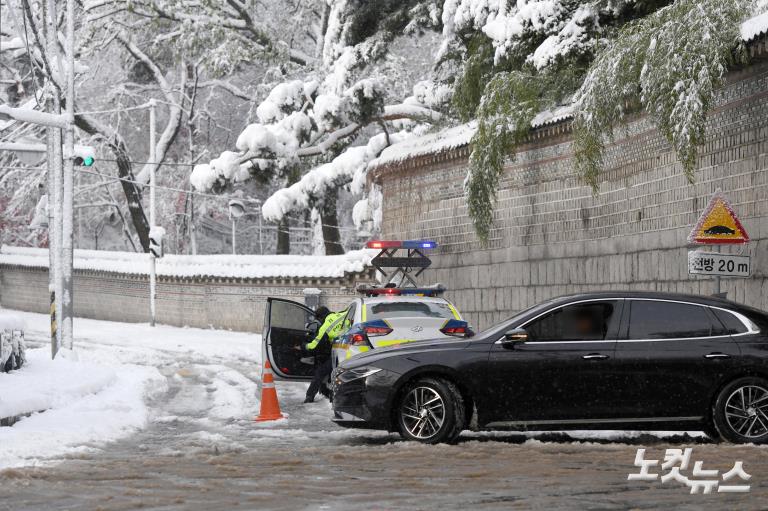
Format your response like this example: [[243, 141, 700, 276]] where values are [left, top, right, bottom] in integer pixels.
[[688, 251, 751, 278]]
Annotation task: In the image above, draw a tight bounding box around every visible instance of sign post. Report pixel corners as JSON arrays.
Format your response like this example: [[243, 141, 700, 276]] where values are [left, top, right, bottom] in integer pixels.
[[687, 189, 750, 296]]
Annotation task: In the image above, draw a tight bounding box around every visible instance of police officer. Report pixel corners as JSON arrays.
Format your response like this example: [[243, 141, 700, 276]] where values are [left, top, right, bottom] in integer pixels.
[[303, 306, 347, 403]]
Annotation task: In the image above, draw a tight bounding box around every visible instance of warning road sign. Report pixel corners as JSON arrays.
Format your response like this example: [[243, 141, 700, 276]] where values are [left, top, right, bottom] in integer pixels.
[[687, 189, 749, 245]]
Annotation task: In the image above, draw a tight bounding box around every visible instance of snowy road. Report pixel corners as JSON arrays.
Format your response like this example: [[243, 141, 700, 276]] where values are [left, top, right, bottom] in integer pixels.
[[2, 313, 768, 510]]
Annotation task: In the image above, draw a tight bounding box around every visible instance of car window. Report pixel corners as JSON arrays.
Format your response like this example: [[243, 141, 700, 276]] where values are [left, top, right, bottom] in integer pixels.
[[368, 301, 455, 319], [271, 300, 313, 331], [711, 308, 748, 335], [525, 301, 619, 342], [628, 301, 717, 339], [344, 303, 356, 329]]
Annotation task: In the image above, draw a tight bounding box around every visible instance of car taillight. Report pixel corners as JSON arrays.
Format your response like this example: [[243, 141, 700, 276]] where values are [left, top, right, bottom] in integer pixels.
[[364, 326, 393, 336], [440, 320, 471, 337], [350, 333, 367, 345]]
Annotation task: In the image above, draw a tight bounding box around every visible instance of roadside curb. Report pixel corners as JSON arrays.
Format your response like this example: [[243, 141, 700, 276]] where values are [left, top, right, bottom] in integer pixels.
[[0, 410, 44, 427]]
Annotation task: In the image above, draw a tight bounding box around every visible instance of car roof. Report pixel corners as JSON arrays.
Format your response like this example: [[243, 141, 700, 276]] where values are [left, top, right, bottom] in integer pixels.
[[550, 290, 762, 313]]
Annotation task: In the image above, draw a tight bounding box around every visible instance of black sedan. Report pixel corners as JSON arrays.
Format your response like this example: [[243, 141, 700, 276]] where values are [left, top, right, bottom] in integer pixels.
[[331, 291, 768, 444]]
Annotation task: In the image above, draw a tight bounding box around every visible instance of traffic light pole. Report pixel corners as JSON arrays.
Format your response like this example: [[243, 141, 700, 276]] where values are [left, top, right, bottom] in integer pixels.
[[149, 99, 157, 327], [45, 0, 64, 358], [61, 0, 76, 350]]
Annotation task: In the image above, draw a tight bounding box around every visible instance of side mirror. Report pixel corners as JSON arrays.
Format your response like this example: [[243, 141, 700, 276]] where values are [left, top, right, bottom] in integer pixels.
[[501, 328, 528, 348]]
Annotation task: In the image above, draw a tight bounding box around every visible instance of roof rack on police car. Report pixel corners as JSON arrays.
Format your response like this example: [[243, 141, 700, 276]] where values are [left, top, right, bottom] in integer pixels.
[[365, 239, 437, 288]]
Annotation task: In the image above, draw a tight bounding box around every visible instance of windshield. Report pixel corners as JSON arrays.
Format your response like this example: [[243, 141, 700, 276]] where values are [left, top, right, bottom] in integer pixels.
[[367, 301, 455, 319]]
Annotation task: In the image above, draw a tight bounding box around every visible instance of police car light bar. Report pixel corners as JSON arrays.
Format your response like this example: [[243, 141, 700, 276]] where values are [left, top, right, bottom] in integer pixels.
[[366, 240, 437, 250], [357, 285, 446, 297]]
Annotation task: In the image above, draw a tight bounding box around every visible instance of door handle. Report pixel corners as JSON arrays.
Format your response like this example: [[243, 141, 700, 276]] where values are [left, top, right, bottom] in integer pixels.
[[704, 352, 731, 359], [582, 353, 609, 360]]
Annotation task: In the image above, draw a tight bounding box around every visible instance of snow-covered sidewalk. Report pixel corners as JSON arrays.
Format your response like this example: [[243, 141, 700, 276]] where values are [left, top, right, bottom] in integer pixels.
[[0, 310, 261, 469], [0, 348, 165, 468]]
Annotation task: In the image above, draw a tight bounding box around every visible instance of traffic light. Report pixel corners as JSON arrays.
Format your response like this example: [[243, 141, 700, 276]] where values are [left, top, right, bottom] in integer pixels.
[[72, 145, 96, 166], [149, 226, 164, 258], [73, 155, 95, 166]]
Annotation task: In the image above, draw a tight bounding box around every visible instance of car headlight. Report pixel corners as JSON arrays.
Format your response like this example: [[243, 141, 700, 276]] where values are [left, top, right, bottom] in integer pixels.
[[336, 366, 382, 383]]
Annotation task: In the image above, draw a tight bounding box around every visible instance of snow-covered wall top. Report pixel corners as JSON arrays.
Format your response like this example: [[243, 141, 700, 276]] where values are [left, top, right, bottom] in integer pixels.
[[742, 11, 768, 42], [372, 12, 768, 169], [0, 246, 374, 280], [370, 122, 477, 169]]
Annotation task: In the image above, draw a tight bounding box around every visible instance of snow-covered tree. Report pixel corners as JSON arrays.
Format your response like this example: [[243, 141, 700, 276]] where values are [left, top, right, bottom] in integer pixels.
[[448, 1, 674, 240], [574, 0, 751, 188], [192, 0, 448, 254], [2, 0, 759, 253]]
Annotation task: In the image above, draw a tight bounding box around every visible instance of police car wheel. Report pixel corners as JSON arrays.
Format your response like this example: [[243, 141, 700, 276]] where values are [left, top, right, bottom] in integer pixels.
[[713, 377, 768, 444], [396, 377, 464, 444]]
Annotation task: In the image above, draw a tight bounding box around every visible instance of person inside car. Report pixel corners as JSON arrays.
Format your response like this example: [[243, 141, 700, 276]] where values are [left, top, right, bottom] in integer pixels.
[[301, 306, 347, 403]]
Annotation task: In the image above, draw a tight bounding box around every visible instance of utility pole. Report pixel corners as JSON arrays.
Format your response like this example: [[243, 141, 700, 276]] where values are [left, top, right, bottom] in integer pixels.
[[45, 0, 64, 358], [189, 190, 197, 255], [231, 216, 237, 255], [149, 99, 157, 326], [61, 0, 76, 350], [46, 123, 57, 359], [228, 200, 245, 255], [258, 206, 263, 255]]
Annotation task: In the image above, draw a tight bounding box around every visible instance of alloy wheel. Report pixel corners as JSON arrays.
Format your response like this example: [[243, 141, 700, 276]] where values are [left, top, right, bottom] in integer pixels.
[[724, 385, 768, 439], [400, 386, 446, 440]]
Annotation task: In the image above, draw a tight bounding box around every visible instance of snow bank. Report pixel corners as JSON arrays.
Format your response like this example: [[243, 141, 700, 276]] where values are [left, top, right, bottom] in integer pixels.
[[0, 348, 166, 469], [11, 310, 260, 365], [0, 246, 374, 279], [0, 309, 24, 331], [0, 350, 117, 419]]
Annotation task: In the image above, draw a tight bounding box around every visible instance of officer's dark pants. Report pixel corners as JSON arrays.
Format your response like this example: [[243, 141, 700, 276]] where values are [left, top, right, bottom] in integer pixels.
[[306, 356, 332, 401]]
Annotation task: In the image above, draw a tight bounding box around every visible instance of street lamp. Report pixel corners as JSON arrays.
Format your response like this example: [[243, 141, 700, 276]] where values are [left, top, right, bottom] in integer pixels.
[[228, 199, 246, 255]]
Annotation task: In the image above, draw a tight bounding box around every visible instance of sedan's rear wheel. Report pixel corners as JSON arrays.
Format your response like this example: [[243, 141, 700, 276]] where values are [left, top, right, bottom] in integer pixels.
[[713, 377, 768, 444], [396, 377, 464, 444]]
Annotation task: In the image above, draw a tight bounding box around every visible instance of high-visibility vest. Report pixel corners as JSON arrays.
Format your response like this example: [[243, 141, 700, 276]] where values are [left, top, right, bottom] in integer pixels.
[[306, 311, 347, 350]]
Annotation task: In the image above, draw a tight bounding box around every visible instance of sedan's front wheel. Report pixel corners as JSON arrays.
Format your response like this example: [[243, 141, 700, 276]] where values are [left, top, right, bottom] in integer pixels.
[[396, 377, 465, 444], [713, 377, 768, 444]]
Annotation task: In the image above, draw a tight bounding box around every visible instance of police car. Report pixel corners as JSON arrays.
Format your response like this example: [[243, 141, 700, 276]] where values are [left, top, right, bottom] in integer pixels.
[[261, 240, 473, 383], [328, 285, 471, 368]]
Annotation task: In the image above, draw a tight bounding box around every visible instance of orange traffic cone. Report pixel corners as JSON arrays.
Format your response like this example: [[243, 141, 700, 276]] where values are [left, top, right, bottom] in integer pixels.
[[255, 360, 285, 422]]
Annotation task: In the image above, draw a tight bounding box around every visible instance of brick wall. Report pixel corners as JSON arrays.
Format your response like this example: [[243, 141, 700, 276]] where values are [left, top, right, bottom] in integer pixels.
[[0, 266, 375, 332], [374, 60, 768, 331]]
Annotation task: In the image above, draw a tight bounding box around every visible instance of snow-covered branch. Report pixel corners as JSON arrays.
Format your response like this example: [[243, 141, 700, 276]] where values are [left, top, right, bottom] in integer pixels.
[[262, 131, 406, 222], [198, 80, 253, 102], [0, 104, 69, 128], [382, 104, 443, 123], [295, 122, 360, 158], [117, 35, 185, 184]]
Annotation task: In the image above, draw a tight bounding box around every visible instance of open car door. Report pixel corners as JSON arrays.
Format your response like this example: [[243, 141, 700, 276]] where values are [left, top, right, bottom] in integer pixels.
[[263, 298, 317, 380]]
